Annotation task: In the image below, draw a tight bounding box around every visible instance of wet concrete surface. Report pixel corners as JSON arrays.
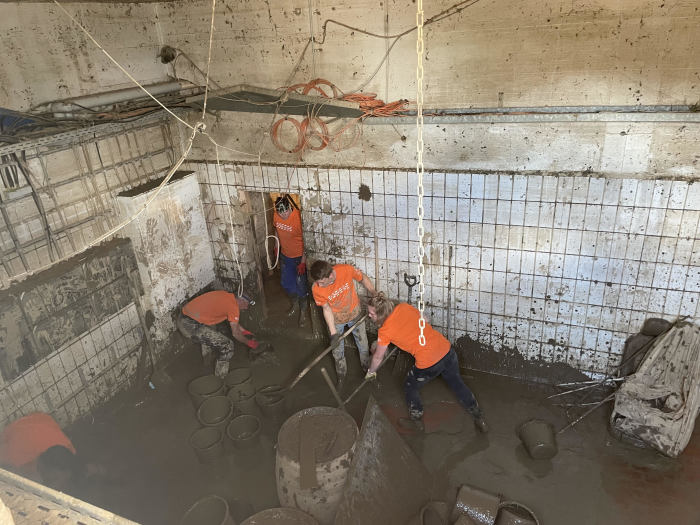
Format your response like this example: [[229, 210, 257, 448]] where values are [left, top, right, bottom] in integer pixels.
[[67, 280, 700, 525]]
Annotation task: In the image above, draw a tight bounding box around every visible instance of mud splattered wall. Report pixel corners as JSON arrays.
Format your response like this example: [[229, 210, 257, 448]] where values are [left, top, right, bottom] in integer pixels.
[[3, 1, 700, 170], [195, 162, 700, 377], [0, 239, 145, 429], [0, 116, 177, 288], [116, 172, 215, 342], [6, 0, 697, 109]]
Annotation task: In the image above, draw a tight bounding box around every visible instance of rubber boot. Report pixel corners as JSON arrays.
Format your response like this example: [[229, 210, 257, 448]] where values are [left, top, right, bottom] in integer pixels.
[[298, 297, 309, 328], [334, 356, 348, 391], [214, 359, 230, 378], [286, 297, 300, 321], [470, 405, 489, 433]]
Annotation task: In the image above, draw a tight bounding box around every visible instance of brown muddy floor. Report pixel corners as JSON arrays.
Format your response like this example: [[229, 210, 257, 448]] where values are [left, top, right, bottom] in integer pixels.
[[68, 282, 700, 525]]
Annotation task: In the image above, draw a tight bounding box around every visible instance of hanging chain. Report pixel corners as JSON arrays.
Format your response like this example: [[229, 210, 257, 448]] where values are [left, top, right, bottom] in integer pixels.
[[415, 0, 426, 346]]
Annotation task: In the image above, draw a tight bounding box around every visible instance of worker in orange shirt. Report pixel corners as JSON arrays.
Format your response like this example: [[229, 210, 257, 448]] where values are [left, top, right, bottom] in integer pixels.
[[310, 260, 376, 389], [273, 195, 309, 327], [366, 293, 488, 433], [0, 412, 83, 490], [177, 290, 260, 377]]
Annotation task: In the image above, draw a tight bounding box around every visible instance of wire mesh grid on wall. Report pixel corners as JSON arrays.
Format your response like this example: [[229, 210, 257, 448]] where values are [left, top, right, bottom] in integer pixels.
[[191, 160, 700, 376], [0, 114, 177, 288]]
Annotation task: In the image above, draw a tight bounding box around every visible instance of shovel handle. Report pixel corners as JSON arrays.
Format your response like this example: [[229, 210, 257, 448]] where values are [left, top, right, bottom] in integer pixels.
[[286, 315, 368, 390]]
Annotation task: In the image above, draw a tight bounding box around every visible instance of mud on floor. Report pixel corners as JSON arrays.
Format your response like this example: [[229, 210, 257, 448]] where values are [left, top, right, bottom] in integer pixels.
[[66, 294, 699, 525]]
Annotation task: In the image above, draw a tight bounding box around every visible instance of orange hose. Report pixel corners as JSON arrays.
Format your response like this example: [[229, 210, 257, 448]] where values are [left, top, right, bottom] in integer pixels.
[[271, 79, 409, 154], [271, 117, 304, 153]]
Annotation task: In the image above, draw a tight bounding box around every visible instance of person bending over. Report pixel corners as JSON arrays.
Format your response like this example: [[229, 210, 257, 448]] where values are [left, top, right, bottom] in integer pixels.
[[177, 290, 259, 377], [366, 293, 488, 433], [0, 412, 84, 491], [310, 260, 375, 389]]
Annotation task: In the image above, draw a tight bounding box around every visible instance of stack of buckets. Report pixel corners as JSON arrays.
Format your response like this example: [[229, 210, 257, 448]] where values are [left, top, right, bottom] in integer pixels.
[[188, 368, 262, 463]]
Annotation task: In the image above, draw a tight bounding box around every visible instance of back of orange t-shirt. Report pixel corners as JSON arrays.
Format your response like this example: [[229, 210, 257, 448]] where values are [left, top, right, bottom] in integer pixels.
[[182, 291, 240, 325], [274, 208, 304, 258], [0, 412, 76, 473], [312, 264, 363, 324], [377, 303, 451, 369]]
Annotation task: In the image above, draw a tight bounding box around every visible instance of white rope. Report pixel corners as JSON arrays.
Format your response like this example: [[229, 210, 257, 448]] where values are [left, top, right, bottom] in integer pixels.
[[415, 0, 427, 346], [259, 172, 279, 271], [201, 0, 217, 118], [52, 0, 194, 131]]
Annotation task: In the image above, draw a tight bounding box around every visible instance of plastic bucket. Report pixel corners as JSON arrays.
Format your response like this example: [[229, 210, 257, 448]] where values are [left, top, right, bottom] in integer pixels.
[[517, 419, 558, 460], [450, 484, 500, 524], [276, 407, 359, 525], [229, 388, 257, 415], [495, 502, 538, 525], [256, 385, 286, 418], [225, 367, 255, 399], [198, 396, 234, 432], [240, 507, 319, 524], [188, 375, 225, 409], [180, 494, 234, 525], [227, 414, 261, 449], [189, 427, 225, 464]]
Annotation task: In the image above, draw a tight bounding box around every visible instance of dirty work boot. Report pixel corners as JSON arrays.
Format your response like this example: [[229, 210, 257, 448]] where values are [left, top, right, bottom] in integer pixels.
[[298, 297, 309, 328], [214, 359, 230, 378], [286, 297, 300, 324], [470, 407, 489, 433], [474, 415, 489, 433]]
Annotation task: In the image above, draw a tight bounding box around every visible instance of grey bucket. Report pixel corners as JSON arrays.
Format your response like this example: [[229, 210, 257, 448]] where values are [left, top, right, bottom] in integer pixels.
[[224, 367, 255, 399], [227, 414, 261, 449], [495, 502, 539, 525], [241, 507, 319, 524], [188, 375, 225, 409], [180, 494, 235, 525], [228, 388, 257, 415], [189, 427, 225, 464], [198, 396, 234, 432], [517, 419, 557, 460], [256, 385, 286, 418]]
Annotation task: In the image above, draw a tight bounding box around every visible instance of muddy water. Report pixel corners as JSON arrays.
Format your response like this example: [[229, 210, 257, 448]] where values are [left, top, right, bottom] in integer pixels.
[[65, 277, 699, 525]]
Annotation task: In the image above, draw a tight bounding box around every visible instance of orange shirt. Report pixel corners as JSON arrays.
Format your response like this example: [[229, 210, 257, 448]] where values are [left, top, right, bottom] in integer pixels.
[[312, 264, 363, 324], [377, 303, 451, 369], [274, 208, 304, 258], [182, 291, 240, 326], [0, 413, 76, 474]]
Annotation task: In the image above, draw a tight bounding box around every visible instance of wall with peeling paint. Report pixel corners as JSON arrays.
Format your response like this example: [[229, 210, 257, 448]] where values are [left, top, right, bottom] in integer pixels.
[[2, 0, 700, 383], [195, 161, 700, 377], [0, 118, 177, 288], [3, 1, 699, 174], [0, 239, 144, 430], [116, 171, 216, 342]]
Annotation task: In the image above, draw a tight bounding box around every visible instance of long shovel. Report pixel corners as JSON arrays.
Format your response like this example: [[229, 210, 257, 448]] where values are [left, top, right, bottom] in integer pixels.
[[258, 315, 369, 400]]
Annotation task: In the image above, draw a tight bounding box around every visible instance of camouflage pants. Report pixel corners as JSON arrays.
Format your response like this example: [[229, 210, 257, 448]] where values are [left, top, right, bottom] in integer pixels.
[[176, 313, 235, 361], [332, 317, 370, 380]]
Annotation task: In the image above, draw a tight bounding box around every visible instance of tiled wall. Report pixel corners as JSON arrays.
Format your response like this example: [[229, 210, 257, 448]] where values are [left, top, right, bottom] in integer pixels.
[[0, 240, 145, 429], [0, 115, 176, 289], [0, 305, 142, 429], [194, 161, 700, 376]]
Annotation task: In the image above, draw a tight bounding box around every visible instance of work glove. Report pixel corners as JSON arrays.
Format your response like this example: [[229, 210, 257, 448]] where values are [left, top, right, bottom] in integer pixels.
[[365, 371, 377, 381], [329, 333, 341, 348], [245, 339, 260, 350], [297, 261, 306, 275]]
